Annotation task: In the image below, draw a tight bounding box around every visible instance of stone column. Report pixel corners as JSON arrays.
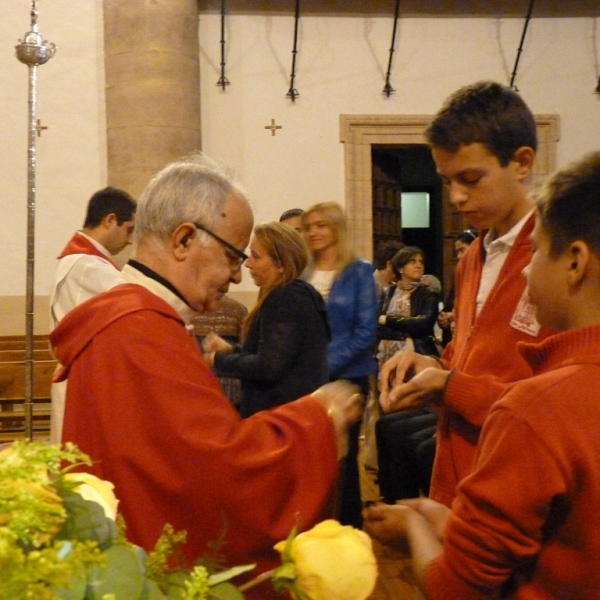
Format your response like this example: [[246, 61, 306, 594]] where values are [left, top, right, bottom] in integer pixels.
[[103, 0, 201, 198]]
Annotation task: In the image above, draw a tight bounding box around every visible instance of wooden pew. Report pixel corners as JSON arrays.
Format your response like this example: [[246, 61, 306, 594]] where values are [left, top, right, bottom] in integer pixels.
[[0, 335, 50, 351], [0, 335, 55, 443], [0, 348, 55, 362]]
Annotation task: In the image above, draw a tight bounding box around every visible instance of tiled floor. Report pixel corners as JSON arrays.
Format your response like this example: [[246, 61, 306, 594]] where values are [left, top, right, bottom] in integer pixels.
[[360, 446, 426, 600]]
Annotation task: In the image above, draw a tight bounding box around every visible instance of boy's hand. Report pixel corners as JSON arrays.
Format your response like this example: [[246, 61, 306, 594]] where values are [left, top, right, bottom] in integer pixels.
[[397, 497, 451, 540], [379, 357, 450, 413], [363, 502, 424, 552]]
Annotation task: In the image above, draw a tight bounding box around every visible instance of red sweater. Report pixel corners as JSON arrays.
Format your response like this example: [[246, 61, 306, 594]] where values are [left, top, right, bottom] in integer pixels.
[[432, 215, 553, 506], [427, 325, 600, 599]]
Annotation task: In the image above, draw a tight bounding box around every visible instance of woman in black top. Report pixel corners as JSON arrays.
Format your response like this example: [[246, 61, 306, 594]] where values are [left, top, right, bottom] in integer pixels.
[[376, 246, 440, 360], [203, 221, 330, 417], [375, 246, 441, 502]]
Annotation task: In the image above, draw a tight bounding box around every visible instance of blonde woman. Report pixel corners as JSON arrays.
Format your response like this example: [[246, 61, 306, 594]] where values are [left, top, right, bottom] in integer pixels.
[[303, 202, 378, 528], [204, 221, 330, 417]]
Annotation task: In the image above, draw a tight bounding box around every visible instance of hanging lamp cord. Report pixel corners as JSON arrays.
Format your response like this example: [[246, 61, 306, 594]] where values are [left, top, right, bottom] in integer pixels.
[[383, 0, 401, 97], [286, 0, 301, 101], [217, 0, 230, 90], [510, 0, 536, 91]]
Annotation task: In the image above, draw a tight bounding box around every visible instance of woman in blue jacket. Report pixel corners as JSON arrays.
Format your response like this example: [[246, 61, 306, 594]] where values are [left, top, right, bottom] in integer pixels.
[[303, 202, 378, 528]]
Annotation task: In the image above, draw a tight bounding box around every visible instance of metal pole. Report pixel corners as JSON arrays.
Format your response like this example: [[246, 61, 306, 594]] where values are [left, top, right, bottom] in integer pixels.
[[15, 0, 56, 440]]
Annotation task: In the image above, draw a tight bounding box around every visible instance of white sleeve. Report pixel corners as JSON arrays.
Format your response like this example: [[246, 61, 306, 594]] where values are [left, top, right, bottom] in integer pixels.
[[50, 255, 120, 327]]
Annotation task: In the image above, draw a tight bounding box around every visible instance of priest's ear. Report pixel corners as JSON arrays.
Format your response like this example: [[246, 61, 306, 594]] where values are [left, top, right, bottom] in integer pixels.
[[172, 223, 197, 259]]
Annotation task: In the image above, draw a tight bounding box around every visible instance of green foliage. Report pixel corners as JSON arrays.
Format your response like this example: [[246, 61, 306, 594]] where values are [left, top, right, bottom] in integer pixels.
[[86, 544, 147, 599], [56, 491, 119, 550], [145, 524, 188, 582], [0, 442, 279, 600], [207, 582, 246, 600], [270, 525, 310, 600]]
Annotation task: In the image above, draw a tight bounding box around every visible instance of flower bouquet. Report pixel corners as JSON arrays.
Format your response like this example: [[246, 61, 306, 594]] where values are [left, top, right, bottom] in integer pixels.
[[0, 441, 378, 600]]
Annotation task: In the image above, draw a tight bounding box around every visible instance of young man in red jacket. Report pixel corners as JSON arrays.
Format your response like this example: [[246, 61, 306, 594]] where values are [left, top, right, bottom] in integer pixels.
[[366, 150, 600, 599], [378, 81, 553, 506]]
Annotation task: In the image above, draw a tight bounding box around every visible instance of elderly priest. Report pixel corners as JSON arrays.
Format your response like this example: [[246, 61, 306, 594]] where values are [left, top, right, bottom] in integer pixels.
[[50, 154, 361, 595]]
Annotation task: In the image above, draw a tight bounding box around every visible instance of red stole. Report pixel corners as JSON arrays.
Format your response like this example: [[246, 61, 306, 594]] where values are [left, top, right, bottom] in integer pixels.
[[58, 232, 119, 269]]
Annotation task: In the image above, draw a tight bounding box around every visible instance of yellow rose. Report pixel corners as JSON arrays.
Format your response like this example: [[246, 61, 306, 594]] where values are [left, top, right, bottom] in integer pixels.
[[274, 520, 378, 600], [64, 472, 119, 521]]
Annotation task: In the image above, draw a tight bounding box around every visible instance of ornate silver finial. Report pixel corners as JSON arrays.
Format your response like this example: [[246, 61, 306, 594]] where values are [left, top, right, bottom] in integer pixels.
[[15, 0, 56, 66]]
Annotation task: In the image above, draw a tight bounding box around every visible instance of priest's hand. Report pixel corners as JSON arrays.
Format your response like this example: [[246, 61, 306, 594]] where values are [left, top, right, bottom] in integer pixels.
[[311, 380, 364, 459]]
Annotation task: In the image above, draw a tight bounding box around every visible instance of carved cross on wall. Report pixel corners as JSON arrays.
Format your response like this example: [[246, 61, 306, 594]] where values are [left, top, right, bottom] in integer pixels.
[[36, 119, 48, 137], [264, 119, 282, 136]]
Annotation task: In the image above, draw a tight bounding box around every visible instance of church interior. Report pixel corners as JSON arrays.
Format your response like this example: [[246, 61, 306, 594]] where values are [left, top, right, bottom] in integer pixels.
[[1, 1, 600, 597], [2, 0, 600, 334]]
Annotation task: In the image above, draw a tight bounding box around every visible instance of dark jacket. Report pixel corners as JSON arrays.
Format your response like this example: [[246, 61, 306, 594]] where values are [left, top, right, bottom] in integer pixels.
[[377, 283, 440, 357], [214, 279, 330, 417]]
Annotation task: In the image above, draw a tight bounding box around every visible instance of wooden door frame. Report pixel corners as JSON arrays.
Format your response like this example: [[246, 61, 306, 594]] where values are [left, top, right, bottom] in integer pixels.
[[339, 114, 560, 261]]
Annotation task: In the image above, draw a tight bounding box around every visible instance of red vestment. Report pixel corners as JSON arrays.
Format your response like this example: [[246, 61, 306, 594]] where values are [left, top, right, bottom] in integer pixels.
[[57, 231, 120, 268], [51, 283, 339, 594]]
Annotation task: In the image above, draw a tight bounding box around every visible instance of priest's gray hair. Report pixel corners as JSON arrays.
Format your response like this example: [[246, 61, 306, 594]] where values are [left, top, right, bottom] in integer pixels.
[[134, 153, 248, 244]]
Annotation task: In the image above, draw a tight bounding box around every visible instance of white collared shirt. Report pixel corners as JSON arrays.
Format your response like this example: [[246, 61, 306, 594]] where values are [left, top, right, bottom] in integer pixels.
[[475, 211, 533, 317]]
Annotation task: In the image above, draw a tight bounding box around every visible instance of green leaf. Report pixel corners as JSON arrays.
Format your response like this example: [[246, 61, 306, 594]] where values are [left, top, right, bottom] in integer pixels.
[[208, 564, 256, 586], [51, 572, 87, 600], [86, 544, 146, 599], [272, 563, 295, 582], [140, 578, 169, 600], [280, 525, 298, 565], [161, 569, 191, 597], [207, 582, 246, 600], [57, 491, 119, 550]]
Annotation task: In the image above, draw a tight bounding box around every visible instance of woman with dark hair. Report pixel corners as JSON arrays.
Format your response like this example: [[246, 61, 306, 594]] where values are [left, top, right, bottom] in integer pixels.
[[203, 221, 330, 418], [377, 246, 440, 361], [375, 246, 441, 503]]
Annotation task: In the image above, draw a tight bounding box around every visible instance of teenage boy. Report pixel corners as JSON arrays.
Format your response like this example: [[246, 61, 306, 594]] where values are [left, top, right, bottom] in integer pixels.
[[365, 150, 600, 599], [378, 81, 552, 506]]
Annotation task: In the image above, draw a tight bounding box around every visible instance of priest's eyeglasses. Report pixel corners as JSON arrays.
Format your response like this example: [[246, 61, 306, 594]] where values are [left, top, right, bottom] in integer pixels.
[[194, 223, 248, 270]]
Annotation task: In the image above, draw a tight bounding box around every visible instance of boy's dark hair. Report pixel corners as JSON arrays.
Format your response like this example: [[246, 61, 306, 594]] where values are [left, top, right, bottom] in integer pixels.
[[535, 150, 600, 258], [390, 246, 423, 279], [279, 208, 305, 222], [425, 81, 537, 166], [374, 239, 405, 270], [83, 187, 137, 228]]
